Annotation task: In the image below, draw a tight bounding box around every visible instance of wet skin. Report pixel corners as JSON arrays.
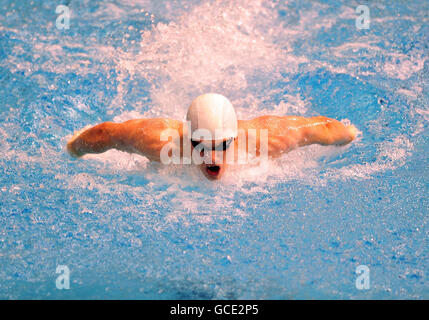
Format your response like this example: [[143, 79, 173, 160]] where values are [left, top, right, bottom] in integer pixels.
[[67, 115, 357, 180]]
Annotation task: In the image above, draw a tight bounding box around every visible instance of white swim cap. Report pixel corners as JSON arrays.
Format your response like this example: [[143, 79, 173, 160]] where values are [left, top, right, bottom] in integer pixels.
[[186, 93, 238, 141]]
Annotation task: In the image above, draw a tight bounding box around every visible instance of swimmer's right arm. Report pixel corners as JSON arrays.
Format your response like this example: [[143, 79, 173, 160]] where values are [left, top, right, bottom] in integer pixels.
[[66, 119, 184, 161]]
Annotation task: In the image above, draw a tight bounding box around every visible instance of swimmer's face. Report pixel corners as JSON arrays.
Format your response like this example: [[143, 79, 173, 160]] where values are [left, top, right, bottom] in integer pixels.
[[191, 138, 234, 180]]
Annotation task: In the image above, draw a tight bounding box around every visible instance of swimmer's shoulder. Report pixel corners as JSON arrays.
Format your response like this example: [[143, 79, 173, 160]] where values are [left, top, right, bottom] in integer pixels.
[[124, 118, 183, 127], [238, 115, 291, 130]]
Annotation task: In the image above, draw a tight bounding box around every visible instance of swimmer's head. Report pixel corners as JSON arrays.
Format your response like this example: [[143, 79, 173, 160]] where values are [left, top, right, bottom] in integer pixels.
[[187, 93, 237, 180], [187, 93, 238, 140]]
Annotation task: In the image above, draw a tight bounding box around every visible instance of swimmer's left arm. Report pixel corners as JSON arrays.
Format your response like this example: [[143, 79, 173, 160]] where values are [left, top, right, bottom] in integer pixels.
[[298, 116, 357, 147], [250, 115, 357, 157]]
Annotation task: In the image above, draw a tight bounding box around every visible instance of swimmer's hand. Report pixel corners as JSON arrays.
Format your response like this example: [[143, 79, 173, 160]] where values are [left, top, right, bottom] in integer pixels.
[[304, 117, 357, 146], [66, 124, 110, 158], [346, 124, 358, 143], [67, 126, 92, 158]]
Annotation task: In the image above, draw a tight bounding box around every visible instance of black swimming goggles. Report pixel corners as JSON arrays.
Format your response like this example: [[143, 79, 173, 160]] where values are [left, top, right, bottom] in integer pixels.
[[191, 137, 234, 152]]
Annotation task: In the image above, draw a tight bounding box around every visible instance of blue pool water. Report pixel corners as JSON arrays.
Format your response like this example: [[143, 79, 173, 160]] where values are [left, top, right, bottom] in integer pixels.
[[0, 0, 427, 299]]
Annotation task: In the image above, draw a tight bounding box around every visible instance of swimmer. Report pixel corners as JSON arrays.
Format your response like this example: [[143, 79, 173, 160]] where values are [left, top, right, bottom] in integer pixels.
[[67, 93, 357, 180]]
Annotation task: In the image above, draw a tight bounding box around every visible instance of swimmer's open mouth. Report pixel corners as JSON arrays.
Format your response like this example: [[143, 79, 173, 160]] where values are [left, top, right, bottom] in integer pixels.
[[206, 165, 220, 176]]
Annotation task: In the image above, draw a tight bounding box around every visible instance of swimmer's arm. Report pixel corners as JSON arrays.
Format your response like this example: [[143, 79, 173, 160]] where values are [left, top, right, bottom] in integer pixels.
[[66, 119, 183, 161], [249, 115, 357, 157], [297, 116, 357, 147]]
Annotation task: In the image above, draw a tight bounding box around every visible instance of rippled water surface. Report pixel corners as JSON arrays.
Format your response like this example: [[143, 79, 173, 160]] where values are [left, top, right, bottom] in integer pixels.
[[0, 0, 428, 299]]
